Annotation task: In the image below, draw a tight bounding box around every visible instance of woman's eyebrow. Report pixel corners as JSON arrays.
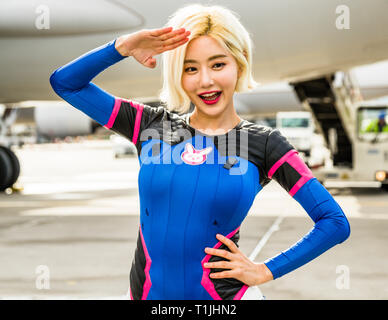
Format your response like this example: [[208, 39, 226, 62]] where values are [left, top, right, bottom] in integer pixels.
[[184, 54, 228, 64]]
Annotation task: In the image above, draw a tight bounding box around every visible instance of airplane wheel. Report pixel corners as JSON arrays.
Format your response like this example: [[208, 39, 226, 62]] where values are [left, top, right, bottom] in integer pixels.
[[0, 146, 20, 189], [382, 184, 388, 192], [0, 148, 13, 192]]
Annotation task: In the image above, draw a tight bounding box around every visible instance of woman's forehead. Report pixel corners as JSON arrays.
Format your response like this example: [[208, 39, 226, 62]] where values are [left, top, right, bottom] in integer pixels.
[[184, 36, 232, 62]]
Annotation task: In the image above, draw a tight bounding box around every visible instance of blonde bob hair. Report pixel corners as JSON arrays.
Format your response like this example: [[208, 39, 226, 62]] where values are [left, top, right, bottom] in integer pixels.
[[159, 3, 259, 114]]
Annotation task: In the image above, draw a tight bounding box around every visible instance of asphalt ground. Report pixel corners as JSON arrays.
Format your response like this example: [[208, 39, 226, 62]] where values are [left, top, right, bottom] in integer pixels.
[[0, 139, 387, 299]]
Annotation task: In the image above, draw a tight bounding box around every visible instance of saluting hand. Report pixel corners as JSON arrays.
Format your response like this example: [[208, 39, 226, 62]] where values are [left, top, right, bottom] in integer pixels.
[[204, 234, 274, 287], [115, 27, 191, 68]]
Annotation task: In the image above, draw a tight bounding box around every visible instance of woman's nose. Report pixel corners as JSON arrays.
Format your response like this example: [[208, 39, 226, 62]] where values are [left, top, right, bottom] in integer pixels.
[[199, 69, 214, 87]]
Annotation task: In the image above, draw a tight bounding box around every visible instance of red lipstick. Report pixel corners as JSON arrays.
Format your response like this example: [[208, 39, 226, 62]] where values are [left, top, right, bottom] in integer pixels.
[[198, 91, 222, 105]]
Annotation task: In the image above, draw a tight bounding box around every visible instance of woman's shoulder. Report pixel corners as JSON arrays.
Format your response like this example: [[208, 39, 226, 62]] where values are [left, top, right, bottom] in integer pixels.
[[137, 102, 191, 134], [138, 102, 184, 122], [239, 119, 274, 137], [238, 119, 293, 156]]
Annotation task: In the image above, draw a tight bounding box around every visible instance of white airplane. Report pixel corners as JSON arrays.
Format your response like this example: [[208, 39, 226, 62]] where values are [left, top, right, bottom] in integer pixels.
[[1, 0, 388, 191]]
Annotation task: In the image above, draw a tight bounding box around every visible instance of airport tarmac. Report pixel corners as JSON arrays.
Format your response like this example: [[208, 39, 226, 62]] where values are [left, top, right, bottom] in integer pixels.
[[0, 139, 387, 300]]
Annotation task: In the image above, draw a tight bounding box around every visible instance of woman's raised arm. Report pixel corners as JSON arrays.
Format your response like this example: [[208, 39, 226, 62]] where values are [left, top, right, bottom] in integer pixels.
[[49, 27, 190, 127]]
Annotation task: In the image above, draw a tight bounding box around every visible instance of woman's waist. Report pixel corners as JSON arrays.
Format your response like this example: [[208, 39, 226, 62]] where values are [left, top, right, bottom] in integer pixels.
[[130, 225, 245, 300]]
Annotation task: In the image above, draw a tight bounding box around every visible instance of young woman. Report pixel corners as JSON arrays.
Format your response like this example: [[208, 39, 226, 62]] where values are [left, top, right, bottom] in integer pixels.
[[50, 4, 350, 300]]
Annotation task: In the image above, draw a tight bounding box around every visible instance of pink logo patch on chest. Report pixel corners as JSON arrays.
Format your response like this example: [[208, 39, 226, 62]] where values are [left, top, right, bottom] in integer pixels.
[[181, 143, 213, 165]]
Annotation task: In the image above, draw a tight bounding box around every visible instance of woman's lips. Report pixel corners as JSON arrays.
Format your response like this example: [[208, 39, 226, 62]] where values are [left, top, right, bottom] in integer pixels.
[[198, 91, 222, 105]]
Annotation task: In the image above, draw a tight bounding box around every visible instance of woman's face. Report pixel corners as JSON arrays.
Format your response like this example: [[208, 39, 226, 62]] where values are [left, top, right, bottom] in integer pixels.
[[181, 35, 241, 119]]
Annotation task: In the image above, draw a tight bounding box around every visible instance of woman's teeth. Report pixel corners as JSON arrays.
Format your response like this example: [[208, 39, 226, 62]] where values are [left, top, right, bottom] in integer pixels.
[[199, 92, 221, 101], [198, 92, 222, 105]]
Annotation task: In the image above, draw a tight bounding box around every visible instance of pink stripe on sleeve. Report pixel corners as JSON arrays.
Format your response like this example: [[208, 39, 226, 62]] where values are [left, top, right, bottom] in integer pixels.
[[289, 176, 312, 196], [104, 98, 144, 145], [268, 149, 297, 178], [104, 98, 122, 129], [287, 150, 314, 178], [287, 152, 314, 196], [128, 100, 144, 145]]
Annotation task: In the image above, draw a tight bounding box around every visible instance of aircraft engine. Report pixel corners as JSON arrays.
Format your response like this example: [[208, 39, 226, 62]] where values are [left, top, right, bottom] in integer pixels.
[[34, 104, 93, 139]]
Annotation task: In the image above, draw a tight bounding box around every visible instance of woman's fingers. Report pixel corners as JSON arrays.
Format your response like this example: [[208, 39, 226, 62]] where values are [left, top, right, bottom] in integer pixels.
[[163, 31, 190, 46], [147, 27, 190, 53], [203, 234, 247, 282], [150, 27, 186, 41], [204, 260, 234, 269], [216, 234, 240, 253], [209, 270, 238, 279], [158, 27, 187, 40], [144, 58, 157, 68], [149, 26, 173, 37], [204, 234, 241, 260], [202, 234, 272, 286], [204, 247, 234, 260], [162, 37, 189, 51]]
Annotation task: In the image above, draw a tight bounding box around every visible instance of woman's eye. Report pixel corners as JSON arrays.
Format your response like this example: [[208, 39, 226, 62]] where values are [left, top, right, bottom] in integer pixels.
[[213, 63, 225, 69], [185, 67, 196, 72]]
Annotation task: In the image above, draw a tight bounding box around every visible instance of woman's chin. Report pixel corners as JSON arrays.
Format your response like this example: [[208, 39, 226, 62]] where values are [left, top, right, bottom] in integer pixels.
[[195, 102, 227, 117], [202, 111, 224, 121]]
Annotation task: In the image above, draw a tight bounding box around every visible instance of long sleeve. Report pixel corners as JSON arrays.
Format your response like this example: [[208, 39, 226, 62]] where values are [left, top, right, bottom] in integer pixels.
[[263, 129, 351, 279], [49, 40, 166, 151], [49, 39, 127, 126]]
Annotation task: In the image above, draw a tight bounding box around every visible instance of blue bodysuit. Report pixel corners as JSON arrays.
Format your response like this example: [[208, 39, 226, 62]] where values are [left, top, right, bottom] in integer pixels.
[[50, 39, 350, 300]]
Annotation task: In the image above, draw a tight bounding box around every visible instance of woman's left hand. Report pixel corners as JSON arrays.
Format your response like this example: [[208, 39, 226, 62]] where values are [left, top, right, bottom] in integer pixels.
[[204, 234, 273, 286]]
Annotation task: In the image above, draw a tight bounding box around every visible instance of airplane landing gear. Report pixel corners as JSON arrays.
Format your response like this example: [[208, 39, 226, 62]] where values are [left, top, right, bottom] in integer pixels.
[[0, 106, 21, 192], [0, 146, 20, 192]]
